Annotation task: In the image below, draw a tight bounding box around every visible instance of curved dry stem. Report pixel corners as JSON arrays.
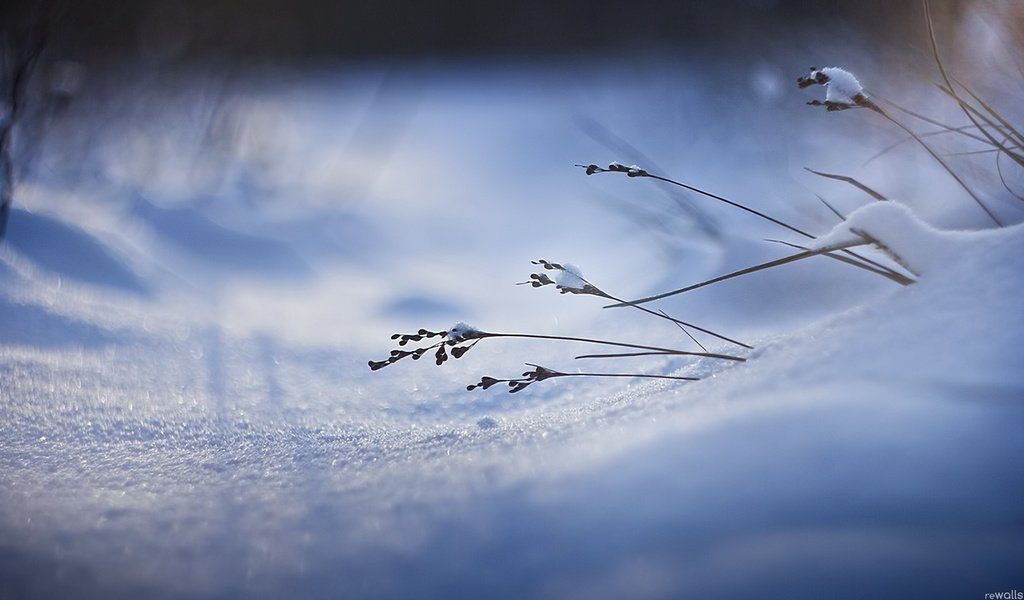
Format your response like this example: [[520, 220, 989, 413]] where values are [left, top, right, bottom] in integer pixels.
[[579, 164, 912, 285], [924, 0, 1024, 167], [949, 74, 1024, 149], [935, 84, 1024, 169], [606, 238, 870, 308], [878, 109, 1003, 226], [815, 194, 847, 221], [804, 167, 889, 202], [483, 332, 746, 362], [526, 258, 752, 350]]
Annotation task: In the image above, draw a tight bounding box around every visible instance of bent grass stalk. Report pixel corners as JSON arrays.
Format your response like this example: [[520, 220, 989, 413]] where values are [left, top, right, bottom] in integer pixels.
[[924, 0, 1024, 168], [522, 259, 752, 350], [796, 59, 1005, 226], [949, 75, 1024, 152], [871, 98, 1004, 226], [369, 328, 744, 370], [815, 193, 847, 221], [867, 107, 1007, 161], [803, 167, 889, 202], [935, 84, 1024, 168], [370, 6, 1015, 395], [605, 238, 869, 308], [368, 325, 743, 393], [578, 163, 914, 286]]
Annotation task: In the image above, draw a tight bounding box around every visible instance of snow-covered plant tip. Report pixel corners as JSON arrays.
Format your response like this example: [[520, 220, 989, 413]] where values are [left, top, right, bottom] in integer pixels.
[[369, 322, 720, 394], [797, 66, 876, 112], [370, 2, 1021, 394], [368, 256, 754, 393]]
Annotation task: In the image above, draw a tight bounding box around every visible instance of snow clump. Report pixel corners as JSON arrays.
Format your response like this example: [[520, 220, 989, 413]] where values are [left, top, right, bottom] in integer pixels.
[[809, 201, 1008, 277], [798, 66, 869, 110], [554, 263, 587, 292], [447, 322, 480, 342], [818, 67, 864, 104]]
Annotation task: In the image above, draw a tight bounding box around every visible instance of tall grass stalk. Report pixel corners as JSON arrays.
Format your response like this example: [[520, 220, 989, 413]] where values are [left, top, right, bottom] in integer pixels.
[[369, 3, 1018, 394], [578, 163, 913, 286], [605, 238, 869, 308], [523, 259, 752, 350]]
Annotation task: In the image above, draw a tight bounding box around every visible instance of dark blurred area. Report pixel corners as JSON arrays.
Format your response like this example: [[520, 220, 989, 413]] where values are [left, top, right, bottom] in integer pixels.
[[0, 0, 951, 68]]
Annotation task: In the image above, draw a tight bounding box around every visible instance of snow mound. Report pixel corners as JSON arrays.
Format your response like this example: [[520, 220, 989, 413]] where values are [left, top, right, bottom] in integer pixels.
[[810, 201, 1017, 276]]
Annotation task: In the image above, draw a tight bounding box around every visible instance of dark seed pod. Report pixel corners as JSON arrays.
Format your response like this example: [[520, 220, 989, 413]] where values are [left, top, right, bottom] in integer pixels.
[[468, 376, 502, 391]]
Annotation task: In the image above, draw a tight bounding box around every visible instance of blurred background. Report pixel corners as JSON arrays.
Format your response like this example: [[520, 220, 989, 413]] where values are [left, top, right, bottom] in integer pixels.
[[0, 1, 939, 62], [1, 0, 1021, 404]]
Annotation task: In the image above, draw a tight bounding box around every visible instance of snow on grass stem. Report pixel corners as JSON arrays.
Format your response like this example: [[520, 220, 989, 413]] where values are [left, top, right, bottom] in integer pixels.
[[521, 259, 752, 350], [797, 67, 871, 112], [798, 61, 1004, 227], [577, 163, 912, 286], [368, 322, 736, 393], [579, 162, 808, 237], [368, 321, 745, 368]]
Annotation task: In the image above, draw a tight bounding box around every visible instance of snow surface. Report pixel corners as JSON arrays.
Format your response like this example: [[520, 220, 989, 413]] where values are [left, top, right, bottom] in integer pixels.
[[2, 51, 1024, 599]]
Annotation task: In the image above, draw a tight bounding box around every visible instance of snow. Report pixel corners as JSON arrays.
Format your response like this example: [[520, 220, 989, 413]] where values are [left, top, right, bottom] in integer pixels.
[[447, 321, 480, 342], [809, 201, 1017, 276], [819, 67, 864, 104], [2, 51, 1023, 599], [554, 262, 587, 291]]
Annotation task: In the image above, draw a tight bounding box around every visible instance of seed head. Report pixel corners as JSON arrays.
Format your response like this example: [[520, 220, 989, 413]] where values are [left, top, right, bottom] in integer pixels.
[[522, 259, 605, 296], [369, 323, 481, 370], [576, 162, 649, 177]]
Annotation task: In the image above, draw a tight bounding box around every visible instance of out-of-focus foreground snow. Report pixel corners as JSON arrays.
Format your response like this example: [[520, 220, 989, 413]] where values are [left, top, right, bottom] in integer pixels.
[[2, 33, 1024, 600]]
